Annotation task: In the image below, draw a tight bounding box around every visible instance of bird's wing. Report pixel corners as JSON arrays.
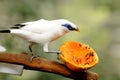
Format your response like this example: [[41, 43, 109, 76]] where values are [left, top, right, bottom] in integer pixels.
[[11, 20, 39, 29], [11, 19, 58, 34]]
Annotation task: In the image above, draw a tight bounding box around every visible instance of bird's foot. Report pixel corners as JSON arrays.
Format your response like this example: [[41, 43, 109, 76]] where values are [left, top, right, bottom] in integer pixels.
[[30, 54, 40, 62], [57, 52, 65, 60]]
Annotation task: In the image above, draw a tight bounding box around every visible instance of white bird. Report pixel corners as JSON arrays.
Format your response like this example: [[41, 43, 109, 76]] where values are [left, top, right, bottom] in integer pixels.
[[0, 19, 80, 61]]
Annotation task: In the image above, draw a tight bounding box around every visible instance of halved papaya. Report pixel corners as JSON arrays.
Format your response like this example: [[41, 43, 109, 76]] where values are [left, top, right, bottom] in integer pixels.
[[59, 41, 99, 72]]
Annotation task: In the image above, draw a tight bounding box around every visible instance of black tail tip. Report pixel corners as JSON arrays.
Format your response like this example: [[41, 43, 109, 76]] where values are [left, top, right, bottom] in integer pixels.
[[0, 30, 10, 33]]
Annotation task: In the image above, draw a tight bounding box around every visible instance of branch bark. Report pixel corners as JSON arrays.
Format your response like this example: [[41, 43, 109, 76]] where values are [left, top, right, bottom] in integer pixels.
[[0, 52, 98, 80]]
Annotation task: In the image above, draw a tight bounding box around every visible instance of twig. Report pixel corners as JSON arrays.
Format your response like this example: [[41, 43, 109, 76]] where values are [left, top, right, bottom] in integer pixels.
[[0, 52, 98, 80]]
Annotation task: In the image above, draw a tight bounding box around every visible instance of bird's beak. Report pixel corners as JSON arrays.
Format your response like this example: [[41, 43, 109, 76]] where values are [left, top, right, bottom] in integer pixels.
[[75, 28, 80, 32]]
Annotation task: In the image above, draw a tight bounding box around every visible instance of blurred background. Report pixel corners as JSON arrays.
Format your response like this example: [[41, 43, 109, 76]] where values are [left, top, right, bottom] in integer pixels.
[[0, 0, 120, 80]]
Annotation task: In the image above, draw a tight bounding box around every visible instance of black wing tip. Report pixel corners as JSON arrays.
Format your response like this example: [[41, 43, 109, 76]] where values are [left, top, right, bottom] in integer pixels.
[[14, 24, 25, 27], [0, 30, 10, 33], [10, 23, 26, 29]]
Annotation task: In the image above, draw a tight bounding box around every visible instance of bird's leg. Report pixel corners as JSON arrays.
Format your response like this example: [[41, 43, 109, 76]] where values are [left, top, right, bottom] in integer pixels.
[[45, 51, 60, 54], [43, 43, 61, 60], [29, 43, 40, 62], [29, 43, 33, 55], [43, 43, 60, 54], [29, 44, 32, 54]]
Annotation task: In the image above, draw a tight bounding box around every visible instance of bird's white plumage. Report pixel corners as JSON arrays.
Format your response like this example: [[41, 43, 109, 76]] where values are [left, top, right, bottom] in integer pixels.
[[9, 19, 79, 52]]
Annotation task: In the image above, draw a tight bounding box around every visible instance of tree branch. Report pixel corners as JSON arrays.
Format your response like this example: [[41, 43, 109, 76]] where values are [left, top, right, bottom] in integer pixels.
[[0, 52, 98, 80]]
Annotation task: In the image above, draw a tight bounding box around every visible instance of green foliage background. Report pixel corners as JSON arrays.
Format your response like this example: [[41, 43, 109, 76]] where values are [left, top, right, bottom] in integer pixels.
[[0, 0, 120, 80]]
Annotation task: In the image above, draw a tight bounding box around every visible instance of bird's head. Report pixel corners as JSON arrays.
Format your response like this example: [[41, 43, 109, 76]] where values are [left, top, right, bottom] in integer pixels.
[[62, 23, 80, 32], [56, 19, 80, 32]]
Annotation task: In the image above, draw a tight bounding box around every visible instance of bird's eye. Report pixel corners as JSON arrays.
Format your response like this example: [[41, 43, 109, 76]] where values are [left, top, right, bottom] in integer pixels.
[[62, 23, 74, 30]]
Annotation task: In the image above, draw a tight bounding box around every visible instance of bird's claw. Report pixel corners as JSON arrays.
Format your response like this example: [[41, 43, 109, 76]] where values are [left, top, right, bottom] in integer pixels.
[[58, 52, 65, 60], [57, 52, 65, 60], [57, 52, 60, 55], [30, 54, 40, 62]]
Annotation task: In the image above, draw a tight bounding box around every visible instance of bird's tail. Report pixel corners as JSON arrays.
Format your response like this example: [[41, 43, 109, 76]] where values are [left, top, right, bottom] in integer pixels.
[[0, 30, 10, 33]]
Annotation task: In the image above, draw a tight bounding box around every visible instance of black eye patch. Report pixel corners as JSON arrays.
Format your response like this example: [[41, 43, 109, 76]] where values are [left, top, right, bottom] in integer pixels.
[[62, 23, 75, 31]]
